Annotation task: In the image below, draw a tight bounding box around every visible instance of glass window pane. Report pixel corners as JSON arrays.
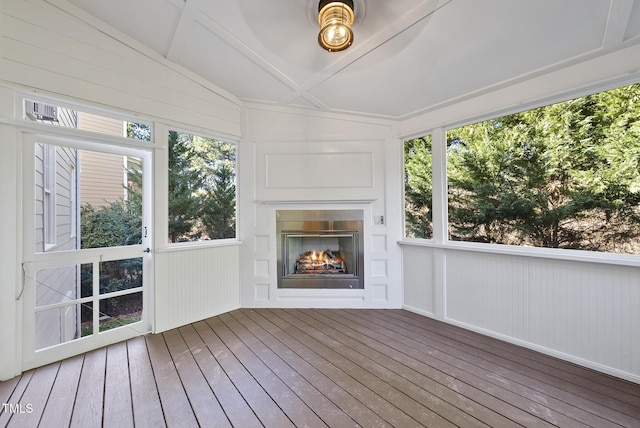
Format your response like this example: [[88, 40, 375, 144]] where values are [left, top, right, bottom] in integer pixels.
[[35, 144, 143, 253], [99, 258, 143, 295], [80, 151, 143, 250], [446, 82, 640, 254], [81, 301, 94, 338], [24, 99, 151, 141], [35, 144, 78, 253], [99, 292, 142, 332], [80, 263, 93, 298], [36, 264, 88, 306], [36, 303, 87, 350], [404, 136, 433, 239], [168, 130, 236, 242]]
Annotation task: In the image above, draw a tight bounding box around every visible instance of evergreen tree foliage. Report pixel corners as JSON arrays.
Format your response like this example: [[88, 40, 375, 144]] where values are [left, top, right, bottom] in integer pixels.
[[168, 131, 202, 242], [404, 136, 433, 238], [405, 83, 640, 253], [167, 131, 236, 242], [202, 161, 236, 239], [126, 122, 151, 141]]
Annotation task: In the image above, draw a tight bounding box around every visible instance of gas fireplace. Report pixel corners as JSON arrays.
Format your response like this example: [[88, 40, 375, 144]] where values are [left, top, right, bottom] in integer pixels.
[[277, 210, 364, 289]]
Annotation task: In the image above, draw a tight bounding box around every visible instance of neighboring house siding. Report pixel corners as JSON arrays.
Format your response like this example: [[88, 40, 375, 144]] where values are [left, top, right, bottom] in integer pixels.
[[77, 112, 127, 208], [77, 111, 124, 135], [34, 144, 77, 253], [79, 151, 126, 208], [34, 144, 79, 349], [35, 265, 78, 349], [54, 148, 76, 249], [34, 144, 44, 252], [57, 108, 77, 128]]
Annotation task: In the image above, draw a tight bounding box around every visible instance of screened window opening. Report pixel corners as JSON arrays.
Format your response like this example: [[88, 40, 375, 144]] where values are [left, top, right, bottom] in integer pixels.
[[445, 83, 640, 254], [35, 144, 143, 254], [168, 130, 236, 243], [24, 99, 151, 142], [404, 136, 433, 239]]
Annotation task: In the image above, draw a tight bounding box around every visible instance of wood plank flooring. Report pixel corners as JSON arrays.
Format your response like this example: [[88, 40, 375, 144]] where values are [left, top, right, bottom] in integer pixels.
[[1, 309, 639, 427]]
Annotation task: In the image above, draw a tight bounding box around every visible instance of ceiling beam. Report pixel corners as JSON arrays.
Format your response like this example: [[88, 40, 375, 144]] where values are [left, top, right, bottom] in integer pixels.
[[194, 9, 302, 93], [166, 0, 201, 62], [283, 0, 453, 108], [602, 0, 634, 49]]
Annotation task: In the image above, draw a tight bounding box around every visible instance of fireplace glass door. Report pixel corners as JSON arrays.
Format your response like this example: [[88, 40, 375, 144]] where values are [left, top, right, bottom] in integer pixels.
[[284, 232, 355, 274], [277, 210, 364, 289]]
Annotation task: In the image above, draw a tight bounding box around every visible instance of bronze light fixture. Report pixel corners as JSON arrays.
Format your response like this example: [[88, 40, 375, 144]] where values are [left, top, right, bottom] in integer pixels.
[[317, 0, 355, 52]]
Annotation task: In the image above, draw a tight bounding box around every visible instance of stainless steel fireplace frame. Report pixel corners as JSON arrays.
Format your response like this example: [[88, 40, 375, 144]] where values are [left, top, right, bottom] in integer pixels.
[[277, 209, 364, 289]]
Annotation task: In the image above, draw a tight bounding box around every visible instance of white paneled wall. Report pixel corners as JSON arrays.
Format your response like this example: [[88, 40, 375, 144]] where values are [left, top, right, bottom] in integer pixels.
[[154, 244, 241, 333], [401, 243, 640, 383], [402, 245, 436, 316], [240, 106, 403, 308], [0, 123, 20, 380], [1, 0, 241, 135]]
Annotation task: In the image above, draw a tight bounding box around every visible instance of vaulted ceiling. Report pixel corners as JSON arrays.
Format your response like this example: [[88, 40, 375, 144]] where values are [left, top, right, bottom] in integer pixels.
[[54, 0, 640, 120]]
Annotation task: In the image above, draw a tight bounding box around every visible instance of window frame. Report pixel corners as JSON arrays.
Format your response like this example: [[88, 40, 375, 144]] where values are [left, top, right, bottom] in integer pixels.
[[400, 81, 640, 267], [22, 96, 153, 143], [403, 134, 435, 240], [43, 144, 57, 250]]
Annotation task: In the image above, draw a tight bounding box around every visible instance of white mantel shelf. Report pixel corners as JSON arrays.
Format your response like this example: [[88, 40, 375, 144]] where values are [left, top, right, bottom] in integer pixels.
[[255, 199, 377, 205]]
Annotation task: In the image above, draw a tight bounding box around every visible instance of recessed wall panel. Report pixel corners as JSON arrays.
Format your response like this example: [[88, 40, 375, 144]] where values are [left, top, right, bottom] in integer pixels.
[[265, 152, 373, 189]]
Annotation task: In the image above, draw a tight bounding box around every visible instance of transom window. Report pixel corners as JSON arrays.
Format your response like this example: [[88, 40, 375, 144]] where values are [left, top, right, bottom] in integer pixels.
[[24, 99, 151, 142]]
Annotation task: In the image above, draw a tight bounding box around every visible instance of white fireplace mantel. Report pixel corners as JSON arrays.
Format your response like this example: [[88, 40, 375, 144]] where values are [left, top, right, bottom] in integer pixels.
[[255, 199, 377, 205]]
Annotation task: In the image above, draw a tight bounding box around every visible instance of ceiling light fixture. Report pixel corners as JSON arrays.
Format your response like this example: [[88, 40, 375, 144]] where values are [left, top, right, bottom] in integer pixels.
[[317, 0, 354, 52]]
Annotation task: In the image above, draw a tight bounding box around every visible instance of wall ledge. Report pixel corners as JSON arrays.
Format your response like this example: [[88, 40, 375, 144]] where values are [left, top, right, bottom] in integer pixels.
[[398, 239, 640, 268]]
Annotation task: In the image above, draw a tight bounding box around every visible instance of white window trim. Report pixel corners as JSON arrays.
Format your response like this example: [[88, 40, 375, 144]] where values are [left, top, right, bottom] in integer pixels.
[[43, 144, 57, 250]]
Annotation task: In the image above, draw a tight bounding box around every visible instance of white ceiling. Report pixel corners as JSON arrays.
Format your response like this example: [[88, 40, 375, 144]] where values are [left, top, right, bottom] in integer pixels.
[[59, 0, 640, 120]]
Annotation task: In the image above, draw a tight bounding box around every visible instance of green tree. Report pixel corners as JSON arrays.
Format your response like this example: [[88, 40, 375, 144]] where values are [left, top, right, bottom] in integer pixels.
[[168, 131, 202, 242], [126, 122, 151, 141], [202, 161, 236, 239], [166, 132, 236, 242], [404, 137, 433, 238], [441, 83, 640, 252], [80, 201, 141, 249], [192, 137, 236, 239]]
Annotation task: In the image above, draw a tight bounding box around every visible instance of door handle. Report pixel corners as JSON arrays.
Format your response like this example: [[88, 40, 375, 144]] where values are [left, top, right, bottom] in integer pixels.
[[144, 248, 151, 253]]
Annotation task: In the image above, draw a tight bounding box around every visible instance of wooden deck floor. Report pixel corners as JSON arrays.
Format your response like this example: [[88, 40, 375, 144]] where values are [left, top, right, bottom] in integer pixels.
[[1, 309, 639, 427]]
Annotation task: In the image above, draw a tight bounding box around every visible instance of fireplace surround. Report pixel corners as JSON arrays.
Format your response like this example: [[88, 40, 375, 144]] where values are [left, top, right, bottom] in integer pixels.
[[277, 209, 364, 289]]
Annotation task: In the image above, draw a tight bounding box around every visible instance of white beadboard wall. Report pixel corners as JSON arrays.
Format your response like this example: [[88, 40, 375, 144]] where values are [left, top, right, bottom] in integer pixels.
[[1, 0, 241, 136], [402, 245, 436, 316], [0, 123, 20, 380], [401, 243, 640, 383], [154, 244, 241, 333]]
